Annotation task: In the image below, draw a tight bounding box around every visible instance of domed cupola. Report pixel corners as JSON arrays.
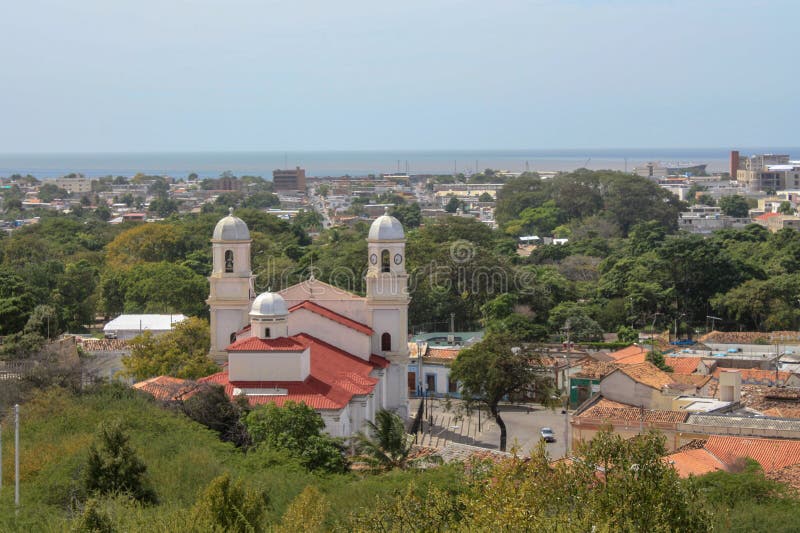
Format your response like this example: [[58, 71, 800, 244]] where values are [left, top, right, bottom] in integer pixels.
[[213, 207, 251, 241], [249, 291, 289, 338], [368, 207, 404, 242]]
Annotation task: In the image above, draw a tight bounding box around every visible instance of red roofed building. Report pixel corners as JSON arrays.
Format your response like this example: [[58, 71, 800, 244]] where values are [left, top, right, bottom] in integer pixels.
[[203, 208, 410, 437], [666, 435, 800, 477]]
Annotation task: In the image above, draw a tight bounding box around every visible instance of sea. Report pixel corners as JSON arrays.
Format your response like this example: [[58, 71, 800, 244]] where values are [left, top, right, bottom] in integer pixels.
[[0, 148, 798, 180]]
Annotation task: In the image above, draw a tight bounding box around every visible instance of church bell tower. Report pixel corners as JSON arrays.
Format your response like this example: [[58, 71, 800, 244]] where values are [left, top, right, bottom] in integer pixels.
[[207, 208, 254, 362], [366, 208, 410, 416]]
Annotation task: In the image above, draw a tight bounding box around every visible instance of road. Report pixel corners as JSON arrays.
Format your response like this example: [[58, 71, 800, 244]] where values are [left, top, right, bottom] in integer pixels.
[[410, 398, 570, 458]]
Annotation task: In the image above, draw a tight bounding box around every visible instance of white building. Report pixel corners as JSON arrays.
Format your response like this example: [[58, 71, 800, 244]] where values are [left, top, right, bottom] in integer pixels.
[[201, 208, 410, 437], [103, 314, 187, 340]]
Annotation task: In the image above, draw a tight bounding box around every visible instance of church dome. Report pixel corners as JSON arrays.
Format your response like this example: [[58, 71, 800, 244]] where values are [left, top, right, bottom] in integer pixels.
[[250, 291, 288, 317], [368, 208, 405, 241], [213, 208, 250, 241]]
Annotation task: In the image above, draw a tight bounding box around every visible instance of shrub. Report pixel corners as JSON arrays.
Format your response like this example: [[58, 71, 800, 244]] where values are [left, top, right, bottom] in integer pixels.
[[83, 421, 157, 504]]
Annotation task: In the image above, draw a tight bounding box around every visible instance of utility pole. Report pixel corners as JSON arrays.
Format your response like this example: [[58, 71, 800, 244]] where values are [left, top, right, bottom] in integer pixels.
[[1, 420, 3, 492], [15, 403, 20, 507]]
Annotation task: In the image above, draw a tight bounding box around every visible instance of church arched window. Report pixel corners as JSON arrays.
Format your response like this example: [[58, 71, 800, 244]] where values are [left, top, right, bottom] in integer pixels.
[[225, 250, 234, 273], [381, 332, 392, 351], [381, 249, 390, 273]]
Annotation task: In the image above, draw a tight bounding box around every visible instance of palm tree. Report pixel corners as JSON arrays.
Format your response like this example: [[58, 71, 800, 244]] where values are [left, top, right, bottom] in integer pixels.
[[355, 409, 414, 470]]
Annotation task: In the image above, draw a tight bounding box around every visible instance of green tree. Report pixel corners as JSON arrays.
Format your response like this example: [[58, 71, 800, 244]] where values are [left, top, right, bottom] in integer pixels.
[[244, 401, 347, 473], [719, 195, 750, 218], [182, 384, 250, 447], [121, 317, 217, 380], [391, 202, 421, 228], [444, 196, 461, 213], [478, 192, 493, 202], [354, 409, 414, 471], [778, 201, 795, 215], [450, 333, 553, 451], [190, 473, 267, 533], [83, 421, 156, 504]]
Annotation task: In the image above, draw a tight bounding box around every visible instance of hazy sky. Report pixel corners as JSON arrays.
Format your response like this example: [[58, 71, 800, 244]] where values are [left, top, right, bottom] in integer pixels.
[[1, 0, 797, 152]]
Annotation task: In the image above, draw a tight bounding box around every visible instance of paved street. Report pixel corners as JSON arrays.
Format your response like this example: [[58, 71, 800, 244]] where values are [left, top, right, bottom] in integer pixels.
[[410, 398, 570, 458]]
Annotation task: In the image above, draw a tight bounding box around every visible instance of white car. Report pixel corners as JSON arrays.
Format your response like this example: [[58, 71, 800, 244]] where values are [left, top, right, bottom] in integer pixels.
[[540, 427, 556, 443]]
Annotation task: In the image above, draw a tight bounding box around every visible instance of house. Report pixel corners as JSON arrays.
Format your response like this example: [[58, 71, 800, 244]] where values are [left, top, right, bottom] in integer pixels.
[[666, 435, 800, 477]]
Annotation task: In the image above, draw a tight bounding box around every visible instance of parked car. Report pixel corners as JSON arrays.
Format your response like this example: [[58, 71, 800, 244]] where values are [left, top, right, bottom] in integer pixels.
[[540, 427, 556, 443]]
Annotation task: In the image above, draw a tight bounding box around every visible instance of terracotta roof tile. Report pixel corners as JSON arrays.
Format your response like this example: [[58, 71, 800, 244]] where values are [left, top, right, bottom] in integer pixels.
[[665, 448, 728, 477], [699, 330, 800, 345], [288, 300, 373, 335], [227, 336, 306, 352], [203, 333, 382, 410], [712, 368, 791, 386], [575, 398, 688, 424], [612, 362, 675, 390], [573, 358, 619, 379], [664, 356, 703, 375], [704, 435, 800, 472], [607, 345, 648, 364], [133, 376, 199, 401], [766, 463, 800, 491]]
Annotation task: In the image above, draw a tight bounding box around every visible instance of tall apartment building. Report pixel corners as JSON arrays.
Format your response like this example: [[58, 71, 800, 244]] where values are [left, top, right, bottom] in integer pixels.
[[272, 167, 307, 193], [54, 177, 94, 194], [732, 151, 800, 191]]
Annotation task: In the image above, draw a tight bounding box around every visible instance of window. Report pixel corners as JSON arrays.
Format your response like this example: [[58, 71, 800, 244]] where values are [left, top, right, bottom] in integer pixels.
[[381, 249, 390, 273], [264, 327, 271, 338], [230, 332, 237, 343], [224, 250, 234, 273], [381, 332, 391, 351]]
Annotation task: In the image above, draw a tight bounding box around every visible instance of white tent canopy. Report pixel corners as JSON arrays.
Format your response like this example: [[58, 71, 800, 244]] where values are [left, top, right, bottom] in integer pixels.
[[103, 314, 187, 340]]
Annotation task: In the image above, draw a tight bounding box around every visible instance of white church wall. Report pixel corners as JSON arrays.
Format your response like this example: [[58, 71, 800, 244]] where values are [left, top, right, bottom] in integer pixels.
[[321, 405, 351, 438], [281, 281, 370, 324], [371, 309, 402, 353], [214, 308, 247, 353], [229, 348, 310, 382], [287, 308, 371, 360]]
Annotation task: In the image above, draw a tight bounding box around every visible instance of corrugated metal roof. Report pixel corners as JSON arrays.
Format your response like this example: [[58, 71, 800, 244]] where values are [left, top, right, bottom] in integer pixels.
[[685, 413, 800, 432]]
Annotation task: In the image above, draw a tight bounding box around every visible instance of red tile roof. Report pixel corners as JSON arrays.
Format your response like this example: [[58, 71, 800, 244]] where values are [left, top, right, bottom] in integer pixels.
[[575, 397, 688, 424], [666, 448, 728, 477], [427, 347, 460, 361], [756, 212, 781, 221], [711, 367, 791, 386], [607, 345, 648, 364], [704, 435, 800, 472], [202, 333, 382, 410], [288, 300, 373, 335], [612, 362, 675, 390], [133, 376, 199, 401], [664, 356, 703, 375], [227, 336, 306, 352]]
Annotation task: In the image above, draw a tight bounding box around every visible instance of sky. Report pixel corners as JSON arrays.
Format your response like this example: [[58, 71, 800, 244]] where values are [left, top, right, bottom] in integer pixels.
[[0, 0, 797, 153]]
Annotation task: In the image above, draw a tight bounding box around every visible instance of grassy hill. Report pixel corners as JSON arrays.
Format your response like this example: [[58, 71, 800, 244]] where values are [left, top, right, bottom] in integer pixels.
[[0, 384, 462, 531]]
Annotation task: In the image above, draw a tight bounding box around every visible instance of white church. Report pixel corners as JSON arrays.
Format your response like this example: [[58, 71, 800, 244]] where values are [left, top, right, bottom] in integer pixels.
[[199, 208, 410, 437]]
